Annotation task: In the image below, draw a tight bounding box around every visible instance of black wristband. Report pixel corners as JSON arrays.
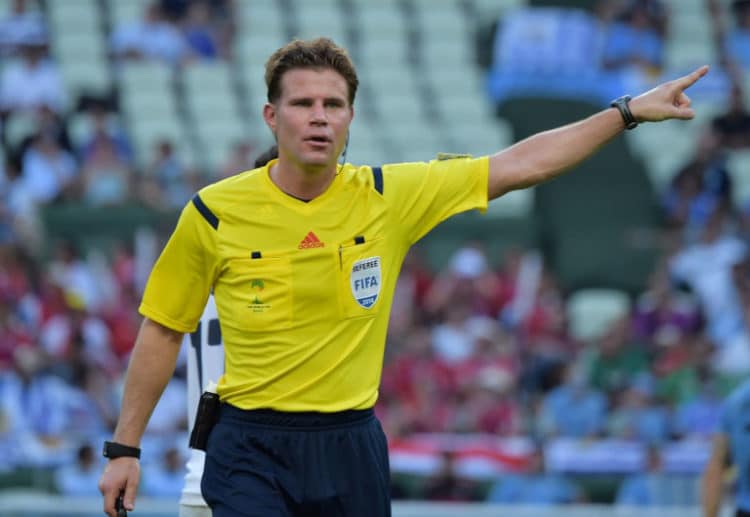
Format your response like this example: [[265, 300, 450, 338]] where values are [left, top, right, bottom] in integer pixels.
[[103, 440, 141, 459], [610, 95, 638, 130]]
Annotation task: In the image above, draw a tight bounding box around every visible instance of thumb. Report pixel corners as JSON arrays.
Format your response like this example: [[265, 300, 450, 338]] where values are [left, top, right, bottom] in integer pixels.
[[672, 105, 696, 120]]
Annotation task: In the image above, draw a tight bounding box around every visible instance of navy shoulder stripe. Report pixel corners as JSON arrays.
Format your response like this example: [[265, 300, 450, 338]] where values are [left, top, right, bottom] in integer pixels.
[[372, 166, 383, 195], [191, 194, 219, 230]]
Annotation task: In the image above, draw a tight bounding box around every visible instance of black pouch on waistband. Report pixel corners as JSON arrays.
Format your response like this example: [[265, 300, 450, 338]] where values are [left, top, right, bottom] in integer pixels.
[[189, 390, 220, 451]]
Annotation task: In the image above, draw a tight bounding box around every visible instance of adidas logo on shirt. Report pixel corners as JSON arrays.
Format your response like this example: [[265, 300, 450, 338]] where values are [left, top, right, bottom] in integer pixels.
[[298, 231, 325, 249]]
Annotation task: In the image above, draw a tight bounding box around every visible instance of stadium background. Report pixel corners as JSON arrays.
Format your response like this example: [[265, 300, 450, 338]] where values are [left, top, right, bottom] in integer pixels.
[[0, 0, 749, 515]]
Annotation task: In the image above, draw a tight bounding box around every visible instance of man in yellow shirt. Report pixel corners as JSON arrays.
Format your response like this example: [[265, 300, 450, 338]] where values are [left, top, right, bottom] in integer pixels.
[[99, 37, 707, 517]]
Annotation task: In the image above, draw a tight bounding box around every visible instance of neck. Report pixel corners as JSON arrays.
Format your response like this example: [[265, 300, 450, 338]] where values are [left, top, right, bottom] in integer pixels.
[[270, 156, 338, 200]]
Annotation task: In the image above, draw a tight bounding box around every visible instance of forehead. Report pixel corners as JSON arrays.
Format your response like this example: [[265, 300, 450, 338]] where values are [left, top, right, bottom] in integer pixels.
[[278, 68, 349, 102]]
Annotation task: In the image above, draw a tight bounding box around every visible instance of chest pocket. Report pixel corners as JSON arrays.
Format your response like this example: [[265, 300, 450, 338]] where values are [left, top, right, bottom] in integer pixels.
[[221, 256, 293, 331], [337, 237, 385, 320]]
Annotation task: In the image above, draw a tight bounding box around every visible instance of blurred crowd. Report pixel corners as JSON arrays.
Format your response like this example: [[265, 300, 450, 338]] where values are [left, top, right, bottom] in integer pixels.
[[1, 0, 750, 506]]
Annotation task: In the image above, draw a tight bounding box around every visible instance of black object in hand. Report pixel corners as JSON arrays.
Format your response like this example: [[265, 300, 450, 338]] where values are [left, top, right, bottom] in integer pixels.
[[116, 494, 128, 517]]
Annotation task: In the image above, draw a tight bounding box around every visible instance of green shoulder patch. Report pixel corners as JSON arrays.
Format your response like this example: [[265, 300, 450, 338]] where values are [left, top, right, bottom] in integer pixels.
[[436, 152, 473, 161]]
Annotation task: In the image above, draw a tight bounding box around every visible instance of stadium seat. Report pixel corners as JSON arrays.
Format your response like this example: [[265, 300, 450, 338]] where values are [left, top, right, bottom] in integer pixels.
[[236, 30, 288, 70], [47, 0, 100, 34], [356, 36, 411, 69], [236, 0, 285, 35], [472, 0, 527, 17], [183, 61, 237, 117], [291, 0, 348, 43], [726, 149, 750, 209], [566, 288, 631, 342], [346, 118, 393, 165], [372, 89, 426, 127], [58, 55, 111, 100], [108, 0, 150, 24], [449, 120, 514, 157], [52, 29, 107, 63], [118, 61, 173, 96], [438, 94, 499, 126], [625, 120, 700, 190], [355, 2, 408, 41], [128, 113, 187, 168], [194, 115, 249, 172], [4, 111, 38, 150], [665, 38, 716, 70], [486, 187, 534, 219]]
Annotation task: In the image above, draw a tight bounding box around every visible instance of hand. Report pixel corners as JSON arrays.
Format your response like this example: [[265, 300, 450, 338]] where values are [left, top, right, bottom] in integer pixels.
[[99, 457, 140, 517], [629, 65, 710, 123]]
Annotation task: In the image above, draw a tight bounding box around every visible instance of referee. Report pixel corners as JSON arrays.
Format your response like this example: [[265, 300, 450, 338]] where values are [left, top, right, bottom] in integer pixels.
[[99, 37, 708, 517], [702, 378, 750, 517]]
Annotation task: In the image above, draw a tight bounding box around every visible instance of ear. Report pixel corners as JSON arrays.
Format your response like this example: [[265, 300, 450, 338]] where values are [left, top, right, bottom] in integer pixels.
[[263, 103, 277, 135]]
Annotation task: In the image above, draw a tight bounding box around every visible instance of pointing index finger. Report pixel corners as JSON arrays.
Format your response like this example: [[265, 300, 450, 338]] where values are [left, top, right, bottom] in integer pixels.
[[676, 65, 709, 91]]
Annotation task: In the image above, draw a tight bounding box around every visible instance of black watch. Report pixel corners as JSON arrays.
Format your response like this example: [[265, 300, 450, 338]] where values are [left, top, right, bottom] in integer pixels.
[[103, 440, 141, 460], [610, 95, 639, 130]]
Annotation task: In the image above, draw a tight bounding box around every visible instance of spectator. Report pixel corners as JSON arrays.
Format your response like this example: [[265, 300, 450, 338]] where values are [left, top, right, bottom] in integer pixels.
[[141, 446, 186, 498], [0, 29, 65, 115], [219, 140, 256, 179], [616, 447, 699, 506], [80, 135, 132, 206], [670, 208, 747, 348], [20, 128, 78, 204], [588, 317, 650, 394], [0, 153, 38, 246], [537, 363, 608, 438], [673, 370, 722, 438], [142, 139, 191, 209], [601, 0, 666, 75], [487, 447, 582, 505], [724, 0, 750, 68], [46, 240, 102, 311], [426, 245, 504, 319], [182, 0, 219, 60], [423, 451, 479, 502], [607, 373, 672, 444], [78, 107, 133, 165], [661, 129, 731, 233], [110, 1, 189, 65], [0, 347, 74, 467], [54, 443, 103, 496], [632, 262, 703, 345], [388, 248, 433, 336], [711, 82, 750, 149], [0, 0, 45, 57]]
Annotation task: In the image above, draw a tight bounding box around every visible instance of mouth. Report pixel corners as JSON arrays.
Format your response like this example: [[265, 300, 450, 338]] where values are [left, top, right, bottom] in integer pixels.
[[303, 135, 332, 148]]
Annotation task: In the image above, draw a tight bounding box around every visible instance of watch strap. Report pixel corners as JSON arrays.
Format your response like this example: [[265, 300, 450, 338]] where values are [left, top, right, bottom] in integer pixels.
[[103, 440, 141, 459], [610, 95, 638, 130]]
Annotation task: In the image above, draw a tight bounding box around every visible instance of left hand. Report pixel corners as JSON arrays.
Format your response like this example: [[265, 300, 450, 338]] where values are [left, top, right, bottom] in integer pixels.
[[629, 65, 710, 123]]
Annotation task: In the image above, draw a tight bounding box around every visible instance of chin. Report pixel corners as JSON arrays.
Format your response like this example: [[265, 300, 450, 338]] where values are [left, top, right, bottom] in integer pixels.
[[301, 153, 335, 168]]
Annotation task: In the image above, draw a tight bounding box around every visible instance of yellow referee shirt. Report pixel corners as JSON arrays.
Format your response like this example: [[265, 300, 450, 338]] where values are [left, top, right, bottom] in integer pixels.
[[139, 157, 488, 411]]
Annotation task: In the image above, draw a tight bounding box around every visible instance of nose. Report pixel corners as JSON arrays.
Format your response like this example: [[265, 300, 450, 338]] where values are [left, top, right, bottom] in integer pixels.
[[310, 102, 327, 125]]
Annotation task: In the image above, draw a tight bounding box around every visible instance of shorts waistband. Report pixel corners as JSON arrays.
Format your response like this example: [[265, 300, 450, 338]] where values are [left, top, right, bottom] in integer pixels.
[[220, 403, 375, 430]]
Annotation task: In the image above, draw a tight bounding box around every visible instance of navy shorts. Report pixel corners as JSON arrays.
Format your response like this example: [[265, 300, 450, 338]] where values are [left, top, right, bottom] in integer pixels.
[[201, 404, 392, 517]]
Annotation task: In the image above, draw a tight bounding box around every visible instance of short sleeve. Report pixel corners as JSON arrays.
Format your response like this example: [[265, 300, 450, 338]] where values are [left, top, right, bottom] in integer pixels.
[[383, 156, 488, 245], [139, 200, 220, 333]]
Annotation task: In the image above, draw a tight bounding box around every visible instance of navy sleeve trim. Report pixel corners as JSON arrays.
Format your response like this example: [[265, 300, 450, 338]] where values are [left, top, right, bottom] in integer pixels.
[[372, 166, 383, 195], [192, 194, 219, 230]]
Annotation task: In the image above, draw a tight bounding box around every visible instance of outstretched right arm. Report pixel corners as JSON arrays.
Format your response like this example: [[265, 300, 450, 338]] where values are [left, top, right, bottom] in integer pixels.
[[99, 317, 184, 517]]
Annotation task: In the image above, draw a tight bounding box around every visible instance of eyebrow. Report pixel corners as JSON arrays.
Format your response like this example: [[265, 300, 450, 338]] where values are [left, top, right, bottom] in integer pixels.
[[287, 96, 346, 105]]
